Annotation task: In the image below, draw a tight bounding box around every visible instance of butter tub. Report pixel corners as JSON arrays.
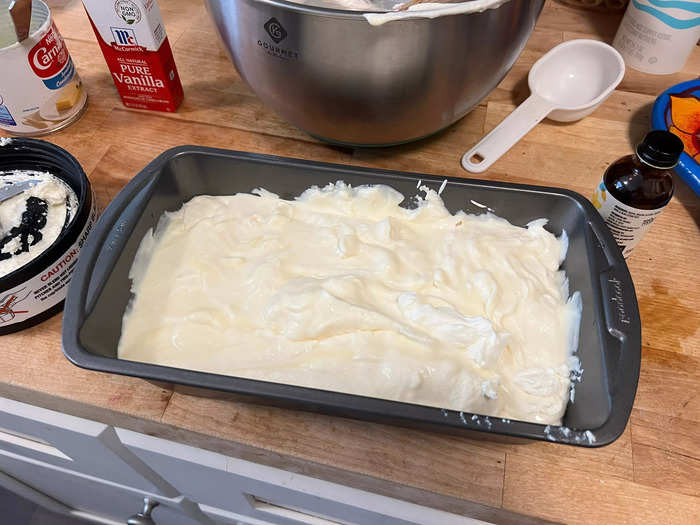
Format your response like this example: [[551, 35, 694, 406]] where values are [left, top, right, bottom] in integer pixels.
[[0, 138, 96, 334], [62, 147, 640, 447]]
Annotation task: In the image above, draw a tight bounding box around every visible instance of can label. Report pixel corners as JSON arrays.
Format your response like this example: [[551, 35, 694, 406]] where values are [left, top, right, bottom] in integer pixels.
[[82, 0, 183, 112], [0, 10, 87, 136], [613, 0, 700, 75], [0, 195, 96, 327], [592, 179, 665, 258]]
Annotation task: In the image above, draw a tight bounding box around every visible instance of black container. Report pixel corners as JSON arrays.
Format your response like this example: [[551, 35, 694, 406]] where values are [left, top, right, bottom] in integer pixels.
[[62, 147, 641, 447], [0, 139, 95, 335]]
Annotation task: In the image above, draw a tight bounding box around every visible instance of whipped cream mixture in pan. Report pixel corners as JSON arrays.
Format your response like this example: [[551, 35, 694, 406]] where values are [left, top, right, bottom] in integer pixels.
[[119, 182, 581, 425]]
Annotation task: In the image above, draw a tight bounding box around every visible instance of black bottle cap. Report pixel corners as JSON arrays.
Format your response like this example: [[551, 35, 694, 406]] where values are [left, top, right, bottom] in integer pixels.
[[636, 130, 685, 169]]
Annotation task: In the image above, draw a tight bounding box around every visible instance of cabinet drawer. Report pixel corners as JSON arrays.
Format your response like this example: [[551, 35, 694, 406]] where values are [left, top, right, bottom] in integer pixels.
[[0, 397, 177, 496], [117, 429, 482, 525], [0, 452, 205, 525]]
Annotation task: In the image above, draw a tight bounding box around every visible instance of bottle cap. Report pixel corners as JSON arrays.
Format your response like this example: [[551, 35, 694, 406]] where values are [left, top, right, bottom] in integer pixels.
[[636, 130, 685, 169]]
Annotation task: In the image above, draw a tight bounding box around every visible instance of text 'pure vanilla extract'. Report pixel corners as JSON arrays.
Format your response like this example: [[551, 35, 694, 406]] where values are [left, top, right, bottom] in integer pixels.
[[82, 0, 183, 112]]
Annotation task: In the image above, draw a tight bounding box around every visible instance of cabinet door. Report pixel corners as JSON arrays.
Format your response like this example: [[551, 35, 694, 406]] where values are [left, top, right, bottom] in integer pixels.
[[200, 504, 275, 525], [0, 397, 177, 496], [0, 452, 207, 525], [117, 429, 484, 525], [0, 468, 72, 517]]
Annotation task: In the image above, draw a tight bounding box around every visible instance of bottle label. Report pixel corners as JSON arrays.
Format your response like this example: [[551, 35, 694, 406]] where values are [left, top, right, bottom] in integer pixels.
[[592, 179, 665, 258], [612, 0, 700, 75]]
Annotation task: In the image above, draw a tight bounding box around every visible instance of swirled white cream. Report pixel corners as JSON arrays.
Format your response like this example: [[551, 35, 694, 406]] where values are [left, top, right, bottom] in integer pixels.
[[290, 0, 510, 22], [119, 182, 581, 425], [284, 0, 511, 26], [364, 0, 511, 26], [0, 171, 77, 278]]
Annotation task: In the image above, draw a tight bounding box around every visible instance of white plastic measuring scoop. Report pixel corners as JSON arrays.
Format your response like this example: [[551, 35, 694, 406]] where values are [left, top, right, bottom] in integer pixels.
[[462, 39, 625, 173]]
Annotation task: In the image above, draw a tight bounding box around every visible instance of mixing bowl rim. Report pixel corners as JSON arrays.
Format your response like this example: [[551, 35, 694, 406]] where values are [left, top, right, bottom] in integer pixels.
[[227, 0, 516, 20]]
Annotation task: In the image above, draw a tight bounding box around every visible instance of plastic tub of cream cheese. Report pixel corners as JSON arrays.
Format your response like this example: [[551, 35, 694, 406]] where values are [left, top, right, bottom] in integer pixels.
[[0, 138, 96, 334], [62, 147, 640, 446]]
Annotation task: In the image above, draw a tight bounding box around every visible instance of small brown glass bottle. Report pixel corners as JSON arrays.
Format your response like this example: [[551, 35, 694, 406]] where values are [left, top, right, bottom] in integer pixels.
[[592, 130, 684, 258]]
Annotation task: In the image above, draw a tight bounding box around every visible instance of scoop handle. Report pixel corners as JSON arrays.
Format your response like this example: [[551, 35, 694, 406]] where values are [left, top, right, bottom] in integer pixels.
[[462, 95, 554, 173], [9, 0, 32, 42]]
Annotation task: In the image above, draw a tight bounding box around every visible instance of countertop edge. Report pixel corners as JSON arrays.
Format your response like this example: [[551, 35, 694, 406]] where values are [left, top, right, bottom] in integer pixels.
[[0, 382, 553, 524]]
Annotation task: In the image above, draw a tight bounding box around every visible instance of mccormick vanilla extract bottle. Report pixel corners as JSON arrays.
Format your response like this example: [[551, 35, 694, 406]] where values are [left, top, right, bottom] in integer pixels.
[[592, 130, 684, 258], [82, 0, 183, 112]]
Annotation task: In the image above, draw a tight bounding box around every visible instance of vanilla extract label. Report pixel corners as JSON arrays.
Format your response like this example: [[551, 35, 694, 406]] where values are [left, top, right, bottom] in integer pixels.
[[82, 0, 183, 112], [112, 64, 166, 91]]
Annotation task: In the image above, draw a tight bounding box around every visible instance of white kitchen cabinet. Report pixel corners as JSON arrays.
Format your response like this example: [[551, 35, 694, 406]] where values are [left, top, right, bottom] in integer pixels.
[[0, 451, 205, 524], [199, 502, 339, 525], [0, 397, 178, 497], [117, 429, 486, 525], [0, 397, 488, 525], [0, 468, 73, 517]]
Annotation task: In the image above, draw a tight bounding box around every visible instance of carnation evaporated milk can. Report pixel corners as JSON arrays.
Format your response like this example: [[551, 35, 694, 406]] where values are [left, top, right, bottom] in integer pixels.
[[81, 0, 183, 112], [0, 0, 87, 136]]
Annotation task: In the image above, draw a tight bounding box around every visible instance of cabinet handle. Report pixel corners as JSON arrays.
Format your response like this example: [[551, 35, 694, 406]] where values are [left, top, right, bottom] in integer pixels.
[[127, 497, 159, 525]]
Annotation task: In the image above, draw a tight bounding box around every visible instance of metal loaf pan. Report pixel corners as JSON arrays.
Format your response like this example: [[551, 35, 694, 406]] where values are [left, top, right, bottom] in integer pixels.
[[62, 147, 641, 447]]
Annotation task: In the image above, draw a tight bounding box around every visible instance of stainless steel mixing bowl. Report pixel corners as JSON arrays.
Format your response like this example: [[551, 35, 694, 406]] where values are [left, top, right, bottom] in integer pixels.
[[205, 0, 545, 146]]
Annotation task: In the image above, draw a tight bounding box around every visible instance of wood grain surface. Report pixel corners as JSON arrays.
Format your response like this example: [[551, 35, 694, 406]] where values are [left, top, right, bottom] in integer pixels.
[[1, 0, 699, 523]]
